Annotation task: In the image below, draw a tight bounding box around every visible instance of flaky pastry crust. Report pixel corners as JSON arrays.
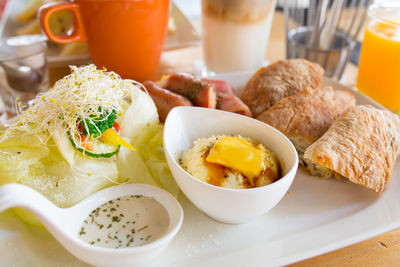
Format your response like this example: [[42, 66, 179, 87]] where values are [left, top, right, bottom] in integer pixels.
[[304, 105, 400, 192], [241, 59, 324, 117]]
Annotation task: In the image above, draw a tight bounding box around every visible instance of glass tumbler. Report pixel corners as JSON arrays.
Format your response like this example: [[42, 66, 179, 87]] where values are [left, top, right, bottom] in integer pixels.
[[202, 0, 277, 74], [357, 1, 400, 113]]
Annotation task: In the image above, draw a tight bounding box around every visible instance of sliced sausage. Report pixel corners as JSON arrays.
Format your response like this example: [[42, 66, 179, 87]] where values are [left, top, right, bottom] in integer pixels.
[[143, 81, 192, 122], [202, 78, 252, 116], [202, 78, 235, 94], [194, 84, 217, 108], [159, 72, 200, 96], [217, 92, 252, 117], [160, 73, 217, 109]]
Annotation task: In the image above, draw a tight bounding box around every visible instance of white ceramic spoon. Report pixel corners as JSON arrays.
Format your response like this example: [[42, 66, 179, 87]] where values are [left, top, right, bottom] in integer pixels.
[[0, 183, 183, 267]]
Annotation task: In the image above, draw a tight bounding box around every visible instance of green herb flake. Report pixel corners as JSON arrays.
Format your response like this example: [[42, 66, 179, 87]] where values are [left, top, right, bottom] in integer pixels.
[[138, 225, 148, 232], [78, 227, 86, 236]]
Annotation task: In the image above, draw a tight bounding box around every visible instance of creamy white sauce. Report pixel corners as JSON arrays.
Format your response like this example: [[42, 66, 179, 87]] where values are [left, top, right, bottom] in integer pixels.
[[78, 195, 169, 248]]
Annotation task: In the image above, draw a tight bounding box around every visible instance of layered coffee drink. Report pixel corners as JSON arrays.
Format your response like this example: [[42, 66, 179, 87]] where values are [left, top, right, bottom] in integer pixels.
[[202, 0, 276, 73]]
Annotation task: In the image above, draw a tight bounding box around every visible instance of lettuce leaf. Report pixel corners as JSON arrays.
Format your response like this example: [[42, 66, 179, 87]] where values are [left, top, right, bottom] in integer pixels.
[[130, 124, 180, 198], [0, 82, 177, 226], [0, 130, 119, 225], [116, 82, 179, 197], [120, 81, 159, 140], [0, 130, 49, 185], [20, 144, 119, 208]]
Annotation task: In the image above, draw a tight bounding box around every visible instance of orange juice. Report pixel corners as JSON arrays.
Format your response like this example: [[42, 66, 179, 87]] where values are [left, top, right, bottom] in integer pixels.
[[357, 15, 400, 112]]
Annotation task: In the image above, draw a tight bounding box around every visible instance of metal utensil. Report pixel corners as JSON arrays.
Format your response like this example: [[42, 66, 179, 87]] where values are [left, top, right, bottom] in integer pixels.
[[284, 0, 372, 80]]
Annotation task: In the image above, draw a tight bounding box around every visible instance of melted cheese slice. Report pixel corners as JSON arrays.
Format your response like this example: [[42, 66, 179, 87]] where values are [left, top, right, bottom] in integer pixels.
[[206, 136, 264, 178]]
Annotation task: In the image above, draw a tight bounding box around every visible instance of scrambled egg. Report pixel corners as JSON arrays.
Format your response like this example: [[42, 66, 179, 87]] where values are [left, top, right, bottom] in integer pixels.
[[180, 135, 281, 189]]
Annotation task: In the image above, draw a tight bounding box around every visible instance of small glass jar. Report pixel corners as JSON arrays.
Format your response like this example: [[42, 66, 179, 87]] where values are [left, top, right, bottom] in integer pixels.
[[0, 34, 48, 115]]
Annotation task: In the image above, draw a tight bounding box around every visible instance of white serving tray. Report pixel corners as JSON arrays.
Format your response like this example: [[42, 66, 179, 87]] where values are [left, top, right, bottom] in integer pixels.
[[1, 72, 399, 267]]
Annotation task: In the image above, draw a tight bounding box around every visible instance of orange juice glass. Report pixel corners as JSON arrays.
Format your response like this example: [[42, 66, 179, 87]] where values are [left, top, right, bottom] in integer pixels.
[[39, 0, 170, 81], [357, 1, 400, 112]]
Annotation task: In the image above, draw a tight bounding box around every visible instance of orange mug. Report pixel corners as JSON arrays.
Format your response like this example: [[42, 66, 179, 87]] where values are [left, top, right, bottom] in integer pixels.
[[39, 0, 170, 81]]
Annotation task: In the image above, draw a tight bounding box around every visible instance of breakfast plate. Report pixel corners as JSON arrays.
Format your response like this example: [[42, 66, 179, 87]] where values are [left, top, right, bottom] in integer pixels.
[[1, 71, 399, 266]]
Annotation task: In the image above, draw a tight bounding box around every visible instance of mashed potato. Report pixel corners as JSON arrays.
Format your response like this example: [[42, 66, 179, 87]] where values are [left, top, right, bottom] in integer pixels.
[[180, 135, 281, 189]]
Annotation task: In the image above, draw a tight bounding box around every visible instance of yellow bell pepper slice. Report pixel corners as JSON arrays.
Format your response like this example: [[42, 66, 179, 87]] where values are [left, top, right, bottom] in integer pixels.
[[101, 129, 135, 151]]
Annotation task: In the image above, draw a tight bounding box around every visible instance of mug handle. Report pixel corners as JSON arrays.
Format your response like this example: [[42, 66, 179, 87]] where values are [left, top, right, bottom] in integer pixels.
[[39, 1, 88, 43]]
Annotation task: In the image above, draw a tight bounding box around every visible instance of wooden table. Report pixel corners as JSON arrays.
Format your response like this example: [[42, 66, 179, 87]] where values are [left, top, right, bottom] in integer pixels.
[[159, 11, 400, 267]]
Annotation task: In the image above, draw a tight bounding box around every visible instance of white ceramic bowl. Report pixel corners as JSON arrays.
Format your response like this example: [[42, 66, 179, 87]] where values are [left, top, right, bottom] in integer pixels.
[[163, 107, 298, 224]]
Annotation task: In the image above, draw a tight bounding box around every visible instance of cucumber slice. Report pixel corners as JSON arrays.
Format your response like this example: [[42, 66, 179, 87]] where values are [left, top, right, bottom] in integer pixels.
[[68, 132, 120, 158]]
